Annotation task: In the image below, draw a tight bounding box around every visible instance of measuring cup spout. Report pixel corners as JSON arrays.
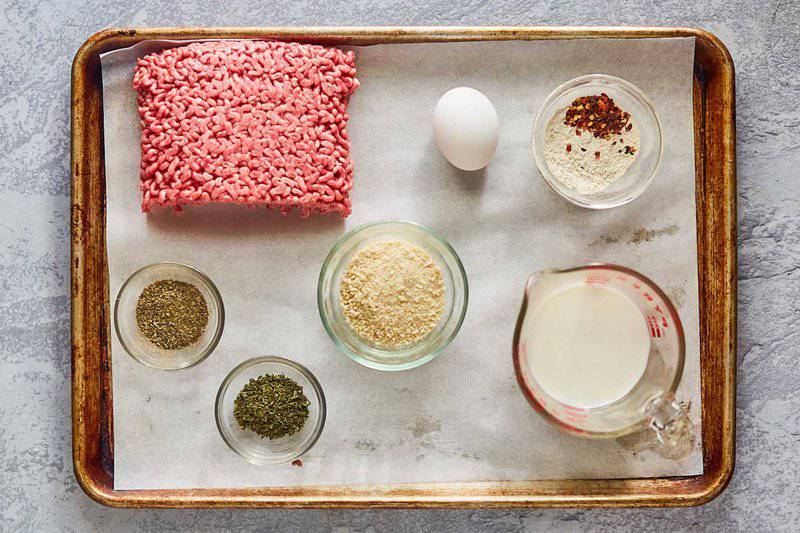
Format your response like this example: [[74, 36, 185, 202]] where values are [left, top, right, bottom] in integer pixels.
[[523, 268, 560, 297], [645, 394, 692, 446], [524, 271, 546, 294]]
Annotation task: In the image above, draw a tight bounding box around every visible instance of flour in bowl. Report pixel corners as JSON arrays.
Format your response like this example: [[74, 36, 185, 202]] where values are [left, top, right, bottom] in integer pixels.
[[542, 94, 639, 193]]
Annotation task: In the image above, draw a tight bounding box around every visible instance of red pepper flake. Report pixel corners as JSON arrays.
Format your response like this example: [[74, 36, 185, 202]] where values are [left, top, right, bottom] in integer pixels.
[[623, 145, 637, 155], [594, 151, 601, 160], [564, 93, 631, 139], [292, 459, 303, 467], [566, 143, 572, 153]]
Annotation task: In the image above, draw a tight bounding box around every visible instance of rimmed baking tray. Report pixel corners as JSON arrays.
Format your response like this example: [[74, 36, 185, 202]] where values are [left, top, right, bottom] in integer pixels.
[[71, 26, 736, 508]]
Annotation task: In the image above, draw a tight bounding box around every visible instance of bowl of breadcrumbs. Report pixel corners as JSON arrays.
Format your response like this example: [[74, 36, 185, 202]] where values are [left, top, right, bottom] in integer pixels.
[[318, 221, 468, 371]]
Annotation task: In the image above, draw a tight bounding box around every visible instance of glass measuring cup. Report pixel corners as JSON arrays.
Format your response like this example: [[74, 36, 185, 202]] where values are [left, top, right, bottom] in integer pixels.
[[513, 264, 691, 445]]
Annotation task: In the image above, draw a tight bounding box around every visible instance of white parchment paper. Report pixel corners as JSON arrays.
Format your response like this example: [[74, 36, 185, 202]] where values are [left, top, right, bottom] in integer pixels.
[[102, 37, 701, 490]]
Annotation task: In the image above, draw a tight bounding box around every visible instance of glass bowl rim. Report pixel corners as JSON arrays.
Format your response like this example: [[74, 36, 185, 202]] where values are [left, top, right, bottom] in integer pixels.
[[317, 220, 469, 371], [214, 355, 327, 465], [113, 261, 225, 371], [531, 73, 664, 209]]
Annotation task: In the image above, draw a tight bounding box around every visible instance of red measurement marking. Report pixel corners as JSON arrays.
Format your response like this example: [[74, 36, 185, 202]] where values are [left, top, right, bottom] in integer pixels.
[[564, 412, 588, 420], [647, 316, 663, 337], [632, 283, 641, 290], [654, 304, 663, 315], [662, 316, 669, 328], [643, 292, 654, 301], [586, 275, 609, 286]]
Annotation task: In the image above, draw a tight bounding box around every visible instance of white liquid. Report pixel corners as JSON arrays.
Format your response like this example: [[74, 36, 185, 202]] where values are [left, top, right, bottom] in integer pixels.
[[524, 284, 650, 409]]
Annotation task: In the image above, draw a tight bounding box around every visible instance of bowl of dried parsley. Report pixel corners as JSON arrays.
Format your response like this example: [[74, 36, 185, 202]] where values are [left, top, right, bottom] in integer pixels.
[[114, 262, 224, 370], [215, 356, 326, 465]]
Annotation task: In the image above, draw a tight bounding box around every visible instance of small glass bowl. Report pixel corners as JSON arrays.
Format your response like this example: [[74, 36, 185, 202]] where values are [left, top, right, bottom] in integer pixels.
[[318, 221, 468, 371], [114, 262, 224, 370], [531, 74, 663, 209], [215, 356, 326, 465]]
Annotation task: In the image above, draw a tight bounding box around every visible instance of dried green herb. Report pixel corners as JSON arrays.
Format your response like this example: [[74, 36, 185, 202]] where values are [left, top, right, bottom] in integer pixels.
[[135, 279, 209, 350], [233, 374, 310, 439]]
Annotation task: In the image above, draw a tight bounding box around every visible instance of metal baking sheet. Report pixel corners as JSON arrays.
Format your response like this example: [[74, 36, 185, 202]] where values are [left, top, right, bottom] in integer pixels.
[[72, 26, 736, 508]]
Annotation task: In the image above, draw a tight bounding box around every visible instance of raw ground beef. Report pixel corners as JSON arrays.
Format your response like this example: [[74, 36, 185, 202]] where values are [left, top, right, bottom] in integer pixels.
[[133, 40, 359, 216]]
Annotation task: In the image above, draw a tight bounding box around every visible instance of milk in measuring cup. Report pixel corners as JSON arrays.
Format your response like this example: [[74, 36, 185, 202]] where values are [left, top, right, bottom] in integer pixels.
[[524, 284, 650, 409]]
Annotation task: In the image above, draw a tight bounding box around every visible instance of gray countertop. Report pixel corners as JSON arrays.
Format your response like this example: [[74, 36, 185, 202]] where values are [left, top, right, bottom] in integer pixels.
[[2, 0, 798, 531]]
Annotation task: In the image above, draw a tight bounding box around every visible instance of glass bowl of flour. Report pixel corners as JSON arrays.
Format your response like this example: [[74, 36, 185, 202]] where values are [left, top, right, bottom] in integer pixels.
[[532, 74, 663, 209]]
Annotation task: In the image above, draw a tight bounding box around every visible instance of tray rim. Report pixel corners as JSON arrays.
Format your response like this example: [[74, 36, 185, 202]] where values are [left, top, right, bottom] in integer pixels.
[[71, 25, 736, 508]]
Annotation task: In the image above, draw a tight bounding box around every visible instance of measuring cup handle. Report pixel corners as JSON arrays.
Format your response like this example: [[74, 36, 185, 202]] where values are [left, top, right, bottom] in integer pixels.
[[645, 394, 692, 447]]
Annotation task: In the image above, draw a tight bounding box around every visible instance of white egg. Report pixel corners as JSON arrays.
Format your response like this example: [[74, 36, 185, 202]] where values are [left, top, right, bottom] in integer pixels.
[[433, 87, 500, 171]]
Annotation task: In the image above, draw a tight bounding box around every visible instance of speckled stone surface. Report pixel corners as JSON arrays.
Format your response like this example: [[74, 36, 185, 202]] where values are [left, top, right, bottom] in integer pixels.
[[1, 0, 798, 530]]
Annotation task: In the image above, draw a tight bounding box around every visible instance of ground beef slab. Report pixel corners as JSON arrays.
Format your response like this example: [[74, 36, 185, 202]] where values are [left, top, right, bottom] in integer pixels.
[[133, 40, 359, 216]]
